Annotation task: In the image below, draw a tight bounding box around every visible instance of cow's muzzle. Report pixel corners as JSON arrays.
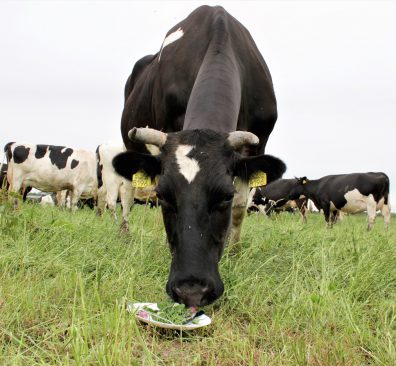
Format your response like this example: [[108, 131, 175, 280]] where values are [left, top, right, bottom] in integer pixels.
[[166, 278, 224, 308]]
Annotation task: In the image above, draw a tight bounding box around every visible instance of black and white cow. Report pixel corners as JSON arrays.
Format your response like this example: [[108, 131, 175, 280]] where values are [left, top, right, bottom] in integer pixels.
[[248, 179, 308, 222], [5, 143, 98, 209], [96, 143, 158, 231], [289, 173, 391, 230], [112, 6, 286, 307]]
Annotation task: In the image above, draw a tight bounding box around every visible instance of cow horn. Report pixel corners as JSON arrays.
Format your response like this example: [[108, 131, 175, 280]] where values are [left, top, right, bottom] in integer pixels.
[[128, 127, 168, 147], [227, 131, 259, 149]]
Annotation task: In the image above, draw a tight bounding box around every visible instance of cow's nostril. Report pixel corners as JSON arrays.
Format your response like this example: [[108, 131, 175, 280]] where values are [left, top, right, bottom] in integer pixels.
[[171, 282, 214, 307]]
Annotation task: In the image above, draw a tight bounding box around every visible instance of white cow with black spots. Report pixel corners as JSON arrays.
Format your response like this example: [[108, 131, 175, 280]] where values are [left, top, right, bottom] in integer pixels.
[[5, 142, 97, 209], [96, 142, 158, 231]]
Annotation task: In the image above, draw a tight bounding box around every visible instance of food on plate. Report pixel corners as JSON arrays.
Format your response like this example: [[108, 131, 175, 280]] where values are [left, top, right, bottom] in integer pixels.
[[137, 301, 201, 325]]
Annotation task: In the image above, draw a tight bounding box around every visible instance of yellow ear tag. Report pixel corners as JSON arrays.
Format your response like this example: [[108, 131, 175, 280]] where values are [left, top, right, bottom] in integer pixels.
[[249, 171, 267, 188], [302, 179, 307, 185], [132, 170, 153, 188]]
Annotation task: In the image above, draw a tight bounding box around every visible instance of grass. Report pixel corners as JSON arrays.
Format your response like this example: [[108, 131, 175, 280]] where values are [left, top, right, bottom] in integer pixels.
[[0, 194, 395, 365]]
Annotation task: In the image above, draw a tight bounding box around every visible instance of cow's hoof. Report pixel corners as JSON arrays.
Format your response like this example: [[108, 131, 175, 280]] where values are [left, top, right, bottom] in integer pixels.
[[120, 221, 129, 234]]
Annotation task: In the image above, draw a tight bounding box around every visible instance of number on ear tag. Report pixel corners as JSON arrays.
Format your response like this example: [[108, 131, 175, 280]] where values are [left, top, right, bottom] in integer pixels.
[[249, 171, 267, 188], [132, 170, 153, 188]]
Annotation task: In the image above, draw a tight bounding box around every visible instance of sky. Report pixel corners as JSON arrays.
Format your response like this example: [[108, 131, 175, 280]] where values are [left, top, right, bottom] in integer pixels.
[[1, 1, 395, 210]]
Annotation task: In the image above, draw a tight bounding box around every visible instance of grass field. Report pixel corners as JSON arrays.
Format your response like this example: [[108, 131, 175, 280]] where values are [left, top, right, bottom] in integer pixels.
[[0, 196, 395, 365]]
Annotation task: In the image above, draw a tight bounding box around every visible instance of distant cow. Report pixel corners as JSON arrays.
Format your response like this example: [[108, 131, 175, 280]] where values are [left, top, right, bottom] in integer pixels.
[[5, 143, 98, 209], [96, 143, 158, 231], [96, 143, 134, 231], [289, 173, 391, 230], [248, 179, 308, 222]]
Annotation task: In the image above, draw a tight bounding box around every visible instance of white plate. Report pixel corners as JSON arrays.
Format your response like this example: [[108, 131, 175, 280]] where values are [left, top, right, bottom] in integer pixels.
[[127, 302, 211, 330]]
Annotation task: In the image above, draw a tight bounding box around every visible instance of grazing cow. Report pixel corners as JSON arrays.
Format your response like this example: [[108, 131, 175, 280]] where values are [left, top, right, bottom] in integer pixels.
[[112, 6, 286, 307], [289, 173, 391, 230], [5, 143, 97, 209], [248, 179, 308, 223]]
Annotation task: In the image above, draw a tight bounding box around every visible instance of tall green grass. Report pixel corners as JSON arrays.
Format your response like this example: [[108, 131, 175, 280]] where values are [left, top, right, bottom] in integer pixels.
[[0, 197, 395, 365]]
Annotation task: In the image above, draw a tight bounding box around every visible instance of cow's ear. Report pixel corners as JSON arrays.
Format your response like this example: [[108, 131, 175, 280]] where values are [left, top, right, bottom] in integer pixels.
[[234, 154, 286, 184], [112, 151, 161, 181]]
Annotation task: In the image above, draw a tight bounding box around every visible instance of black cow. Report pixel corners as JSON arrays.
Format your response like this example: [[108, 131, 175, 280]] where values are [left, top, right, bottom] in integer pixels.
[[289, 173, 391, 230], [113, 6, 286, 307], [248, 179, 308, 222]]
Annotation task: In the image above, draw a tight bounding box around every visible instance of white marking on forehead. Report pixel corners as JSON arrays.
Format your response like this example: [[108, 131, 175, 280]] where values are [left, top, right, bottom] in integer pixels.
[[158, 27, 184, 61], [175, 145, 200, 184]]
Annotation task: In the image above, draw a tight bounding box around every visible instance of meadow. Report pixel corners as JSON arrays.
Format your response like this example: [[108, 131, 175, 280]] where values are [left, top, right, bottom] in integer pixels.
[[0, 195, 395, 365]]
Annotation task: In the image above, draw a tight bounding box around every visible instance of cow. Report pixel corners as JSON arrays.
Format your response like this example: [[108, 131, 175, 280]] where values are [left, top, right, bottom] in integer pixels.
[[288, 173, 391, 230], [96, 143, 158, 231], [5, 143, 98, 209], [248, 179, 309, 223], [112, 5, 286, 307]]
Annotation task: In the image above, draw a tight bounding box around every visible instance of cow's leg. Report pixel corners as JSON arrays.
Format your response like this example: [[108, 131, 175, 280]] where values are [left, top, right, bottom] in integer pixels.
[[300, 201, 308, 224], [106, 185, 119, 220], [323, 206, 332, 228], [96, 186, 106, 216], [246, 188, 256, 215], [56, 190, 70, 209], [331, 210, 339, 225], [229, 178, 249, 245], [21, 186, 31, 202], [56, 191, 64, 208], [119, 183, 134, 233], [8, 177, 23, 208], [381, 202, 391, 229], [366, 196, 377, 230], [69, 189, 82, 211]]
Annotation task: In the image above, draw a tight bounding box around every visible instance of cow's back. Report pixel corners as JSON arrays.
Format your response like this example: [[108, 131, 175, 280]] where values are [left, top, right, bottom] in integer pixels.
[[122, 5, 277, 154]]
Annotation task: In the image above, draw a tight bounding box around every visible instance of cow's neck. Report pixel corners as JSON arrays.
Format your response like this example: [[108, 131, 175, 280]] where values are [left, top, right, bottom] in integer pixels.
[[183, 42, 241, 133]]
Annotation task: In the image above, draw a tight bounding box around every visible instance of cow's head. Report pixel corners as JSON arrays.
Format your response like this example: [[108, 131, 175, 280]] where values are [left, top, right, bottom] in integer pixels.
[[113, 128, 286, 307], [289, 176, 309, 200]]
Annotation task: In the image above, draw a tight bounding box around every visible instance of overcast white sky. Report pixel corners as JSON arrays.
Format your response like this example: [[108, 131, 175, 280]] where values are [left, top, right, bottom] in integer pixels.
[[1, 1, 395, 210]]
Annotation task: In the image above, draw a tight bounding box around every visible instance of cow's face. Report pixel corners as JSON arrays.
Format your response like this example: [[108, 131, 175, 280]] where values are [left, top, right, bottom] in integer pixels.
[[113, 128, 286, 307]]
